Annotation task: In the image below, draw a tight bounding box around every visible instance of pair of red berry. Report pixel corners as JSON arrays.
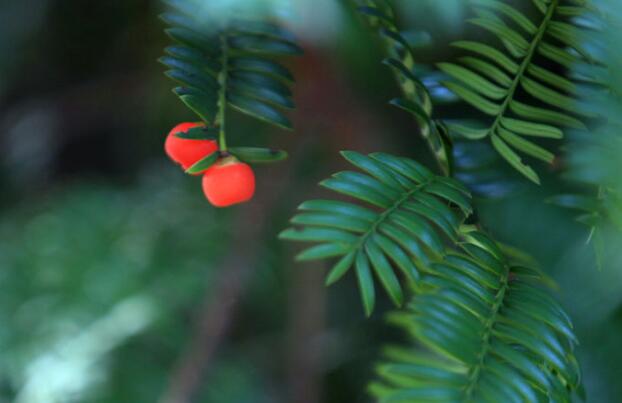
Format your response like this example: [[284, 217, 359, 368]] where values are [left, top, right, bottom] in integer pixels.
[[164, 122, 255, 207]]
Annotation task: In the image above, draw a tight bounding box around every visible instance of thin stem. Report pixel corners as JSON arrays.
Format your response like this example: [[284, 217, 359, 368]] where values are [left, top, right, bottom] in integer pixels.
[[216, 33, 229, 152], [373, 1, 450, 176]]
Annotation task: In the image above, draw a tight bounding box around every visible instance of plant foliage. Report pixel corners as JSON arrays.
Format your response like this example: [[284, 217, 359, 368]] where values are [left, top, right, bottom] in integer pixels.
[[161, 0, 301, 130], [369, 228, 581, 402], [280, 151, 471, 316], [281, 2, 586, 401], [358, 0, 452, 175], [440, 0, 595, 184], [281, 150, 582, 401], [159, 0, 300, 169]]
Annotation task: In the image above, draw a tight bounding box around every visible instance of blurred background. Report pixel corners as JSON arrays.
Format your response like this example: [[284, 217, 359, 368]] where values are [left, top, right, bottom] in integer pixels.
[[0, 0, 620, 402]]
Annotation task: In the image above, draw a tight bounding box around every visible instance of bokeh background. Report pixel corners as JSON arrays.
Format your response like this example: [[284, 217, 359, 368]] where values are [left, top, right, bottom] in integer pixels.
[[0, 0, 621, 402]]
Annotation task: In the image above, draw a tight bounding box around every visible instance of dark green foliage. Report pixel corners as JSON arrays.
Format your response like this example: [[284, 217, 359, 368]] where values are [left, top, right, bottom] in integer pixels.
[[440, 0, 595, 183], [358, 0, 452, 175], [280, 3, 587, 401], [160, 0, 301, 131], [369, 230, 581, 403], [280, 151, 472, 316], [281, 150, 583, 401]]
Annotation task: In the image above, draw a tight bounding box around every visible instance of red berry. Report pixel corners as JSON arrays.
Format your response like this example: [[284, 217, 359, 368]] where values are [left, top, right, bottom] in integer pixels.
[[202, 158, 256, 207], [164, 122, 218, 172]]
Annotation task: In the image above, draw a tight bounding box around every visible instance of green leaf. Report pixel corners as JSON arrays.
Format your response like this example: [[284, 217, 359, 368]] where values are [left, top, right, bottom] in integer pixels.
[[403, 201, 458, 241], [229, 83, 294, 109], [179, 93, 218, 124], [452, 41, 519, 74], [162, 48, 220, 72], [383, 58, 425, 88], [526, 64, 577, 94], [499, 118, 563, 139], [389, 98, 431, 126], [468, 17, 529, 55], [228, 94, 292, 130], [458, 56, 512, 87], [442, 82, 501, 116], [491, 135, 540, 184], [173, 125, 218, 139], [425, 182, 473, 214], [355, 251, 376, 317], [229, 35, 303, 56], [290, 213, 369, 233], [166, 27, 219, 54], [380, 28, 413, 54], [471, 0, 537, 34], [366, 236, 404, 306], [229, 147, 288, 163], [298, 200, 378, 222], [279, 227, 357, 243], [296, 243, 351, 261], [437, 63, 507, 100], [230, 71, 292, 97], [509, 101, 585, 129], [325, 251, 356, 286], [374, 233, 419, 282], [321, 176, 393, 208], [538, 41, 581, 69], [229, 57, 294, 82], [390, 210, 444, 254], [341, 151, 405, 190], [446, 123, 489, 140], [165, 69, 219, 92], [520, 76, 581, 114], [185, 151, 219, 174], [497, 127, 554, 163], [371, 153, 430, 183], [229, 19, 297, 43]]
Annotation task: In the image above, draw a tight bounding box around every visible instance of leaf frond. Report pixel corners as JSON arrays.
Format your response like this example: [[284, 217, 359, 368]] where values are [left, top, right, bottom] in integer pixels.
[[369, 229, 581, 402], [161, 0, 300, 130], [280, 151, 472, 316], [443, 0, 596, 183], [358, 0, 452, 175]]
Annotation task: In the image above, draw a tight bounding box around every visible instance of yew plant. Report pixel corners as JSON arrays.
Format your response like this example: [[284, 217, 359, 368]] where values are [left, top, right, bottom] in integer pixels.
[[161, 0, 620, 401]]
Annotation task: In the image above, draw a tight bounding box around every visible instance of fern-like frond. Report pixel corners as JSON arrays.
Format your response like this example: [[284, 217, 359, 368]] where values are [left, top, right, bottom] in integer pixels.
[[160, 0, 301, 132], [369, 228, 582, 402], [358, 0, 452, 175], [280, 151, 472, 316], [441, 0, 596, 184]]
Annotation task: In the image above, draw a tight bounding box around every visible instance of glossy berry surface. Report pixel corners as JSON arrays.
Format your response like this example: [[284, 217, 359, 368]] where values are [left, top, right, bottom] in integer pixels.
[[202, 159, 256, 207], [164, 122, 218, 170]]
